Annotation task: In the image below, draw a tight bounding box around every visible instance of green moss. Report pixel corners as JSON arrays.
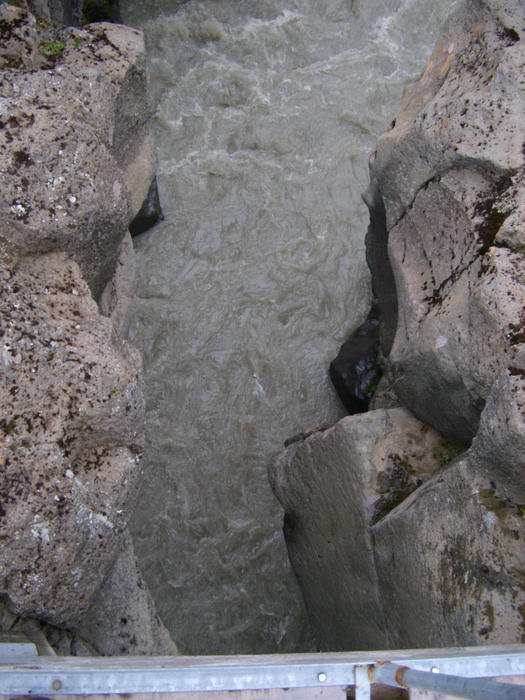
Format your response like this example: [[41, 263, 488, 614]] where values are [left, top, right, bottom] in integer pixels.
[[39, 39, 65, 57], [480, 489, 509, 521], [364, 370, 381, 396], [440, 447, 464, 466]]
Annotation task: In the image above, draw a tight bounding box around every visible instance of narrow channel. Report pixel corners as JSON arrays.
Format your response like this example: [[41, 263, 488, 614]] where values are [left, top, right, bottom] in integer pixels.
[[120, 0, 459, 655]]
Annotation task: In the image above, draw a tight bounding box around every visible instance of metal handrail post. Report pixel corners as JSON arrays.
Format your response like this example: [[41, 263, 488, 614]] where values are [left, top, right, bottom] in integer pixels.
[[373, 662, 525, 699], [354, 665, 372, 700]]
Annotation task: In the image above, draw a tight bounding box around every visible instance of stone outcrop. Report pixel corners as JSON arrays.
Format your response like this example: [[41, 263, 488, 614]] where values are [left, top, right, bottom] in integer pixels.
[[0, 4, 153, 297], [269, 409, 454, 650], [0, 251, 144, 626], [270, 0, 525, 650], [75, 530, 177, 655], [0, 5, 174, 654]]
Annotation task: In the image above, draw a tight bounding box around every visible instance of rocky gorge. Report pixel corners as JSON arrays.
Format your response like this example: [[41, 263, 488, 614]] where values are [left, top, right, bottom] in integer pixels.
[[270, 0, 525, 650], [0, 0, 523, 658]]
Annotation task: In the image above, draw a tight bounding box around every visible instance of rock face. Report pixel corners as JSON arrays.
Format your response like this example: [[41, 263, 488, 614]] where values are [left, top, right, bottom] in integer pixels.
[[0, 251, 144, 626], [269, 409, 454, 650], [270, 0, 525, 650], [367, 0, 525, 446], [76, 531, 178, 655], [0, 5, 174, 654], [0, 5, 154, 297]]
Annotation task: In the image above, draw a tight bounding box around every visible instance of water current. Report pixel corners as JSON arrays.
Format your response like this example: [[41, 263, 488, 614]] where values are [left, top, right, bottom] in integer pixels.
[[120, 0, 460, 655]]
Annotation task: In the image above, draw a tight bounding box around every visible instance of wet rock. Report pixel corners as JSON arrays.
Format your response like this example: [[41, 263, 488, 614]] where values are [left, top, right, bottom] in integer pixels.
[[329, 307, 381, 414], [0, 251, 144, 627]]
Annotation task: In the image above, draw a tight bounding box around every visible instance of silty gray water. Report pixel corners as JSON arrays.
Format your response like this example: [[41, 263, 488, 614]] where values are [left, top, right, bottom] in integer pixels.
[[120, 0, 460, 655]]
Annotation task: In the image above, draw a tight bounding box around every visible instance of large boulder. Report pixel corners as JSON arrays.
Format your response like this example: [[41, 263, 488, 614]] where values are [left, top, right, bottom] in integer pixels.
[[0, 251, 144, 626], [0, 6, 154, 297], [270, 404, 525, 651], [269, 0, 525, 651], [366, 0, 525, 442], [269, 408, 453, 650]]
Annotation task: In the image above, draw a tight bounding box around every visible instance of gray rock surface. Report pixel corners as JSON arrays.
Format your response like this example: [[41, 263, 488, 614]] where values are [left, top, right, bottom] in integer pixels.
[[0, 7, 154, 297], [270, 0, 525, 650], [99, 231, 136, 338], [269, 409, 453, 651], [0, 5, 174, 654], [0, 252, 144, 626], [76, 529, 178, 655], [373, 456, 525, 649], [370, 0, 525, 442]]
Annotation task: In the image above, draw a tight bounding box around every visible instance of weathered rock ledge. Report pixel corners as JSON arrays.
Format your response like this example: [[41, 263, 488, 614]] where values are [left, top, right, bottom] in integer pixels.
[[0, 1, 175, 654], [269, 0, 525, 651]]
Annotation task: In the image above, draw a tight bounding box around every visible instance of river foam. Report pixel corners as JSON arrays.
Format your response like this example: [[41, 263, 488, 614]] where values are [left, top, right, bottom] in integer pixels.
[[120, 0, 460, 654]]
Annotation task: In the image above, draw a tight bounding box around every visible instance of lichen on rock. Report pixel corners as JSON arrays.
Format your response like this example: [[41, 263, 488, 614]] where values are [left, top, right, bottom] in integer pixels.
[[270, 0, 525, 650], [0, 252, 144, 625], [0, 5, 154, 298], [0, 2, 174, 654]]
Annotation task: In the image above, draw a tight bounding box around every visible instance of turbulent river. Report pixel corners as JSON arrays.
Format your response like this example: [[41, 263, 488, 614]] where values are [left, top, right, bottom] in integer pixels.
[[120, 0, 459, 655]]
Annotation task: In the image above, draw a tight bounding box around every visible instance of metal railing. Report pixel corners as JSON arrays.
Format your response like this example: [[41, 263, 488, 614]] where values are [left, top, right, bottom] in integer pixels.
[[0, 640, 524, 698]]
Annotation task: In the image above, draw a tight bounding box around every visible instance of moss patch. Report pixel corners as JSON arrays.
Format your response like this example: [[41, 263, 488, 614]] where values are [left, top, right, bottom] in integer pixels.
[[38, 39, 65, 57]]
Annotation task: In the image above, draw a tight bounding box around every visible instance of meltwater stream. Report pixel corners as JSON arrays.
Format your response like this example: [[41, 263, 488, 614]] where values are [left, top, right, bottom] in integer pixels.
[[120, 0, 459, 654]]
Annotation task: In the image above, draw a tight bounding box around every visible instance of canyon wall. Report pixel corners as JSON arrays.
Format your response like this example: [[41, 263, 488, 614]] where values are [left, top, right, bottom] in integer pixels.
[[3, 0, 524, 657], [269, 0, 525, 651], [0, 0, 174, 654]]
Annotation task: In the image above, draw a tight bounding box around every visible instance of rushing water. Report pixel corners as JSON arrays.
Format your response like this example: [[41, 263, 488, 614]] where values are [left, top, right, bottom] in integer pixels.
[[120, 0, 460, 655]]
